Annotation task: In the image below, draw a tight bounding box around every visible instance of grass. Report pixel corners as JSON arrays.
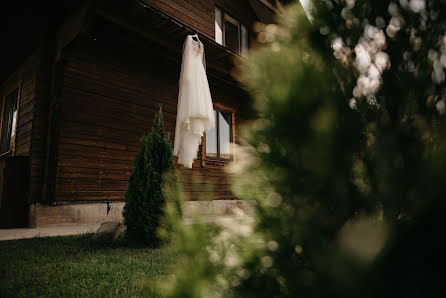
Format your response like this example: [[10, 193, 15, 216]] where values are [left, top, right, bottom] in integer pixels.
[[0, 234, 178, 297]]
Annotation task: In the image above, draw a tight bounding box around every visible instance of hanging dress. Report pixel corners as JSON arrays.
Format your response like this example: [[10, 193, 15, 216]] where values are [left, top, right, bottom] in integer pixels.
[[174, 35, 215, 168]]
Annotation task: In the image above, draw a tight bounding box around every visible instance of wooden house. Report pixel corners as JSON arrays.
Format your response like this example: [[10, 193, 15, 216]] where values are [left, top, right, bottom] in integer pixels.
[[0, 0, 280, 228]]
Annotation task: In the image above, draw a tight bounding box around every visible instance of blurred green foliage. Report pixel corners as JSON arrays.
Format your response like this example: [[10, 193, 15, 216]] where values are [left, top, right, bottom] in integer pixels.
[[164, 1, 446, 297]]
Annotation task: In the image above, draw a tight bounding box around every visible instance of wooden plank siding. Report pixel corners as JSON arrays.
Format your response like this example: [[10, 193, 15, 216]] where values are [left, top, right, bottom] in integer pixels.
[[0, 54, 37, 218], [14, 75, 36, 156], [142, 0, 258, 40], [0, 0, 256, 205], [0, 55, 37, 159], [54, 26, 250, 202], [143, 0, 214, 39]]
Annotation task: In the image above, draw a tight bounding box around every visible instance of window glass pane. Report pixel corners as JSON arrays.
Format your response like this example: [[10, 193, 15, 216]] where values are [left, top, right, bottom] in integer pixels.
[[225, 16, 239, 53], [206, 110, 218, 157], [241, 24, 249, 57], [10, 109, 17, 151], [215, 8, 223, 45], [0, 89, 18, 154], [219, 111, 231, 159]]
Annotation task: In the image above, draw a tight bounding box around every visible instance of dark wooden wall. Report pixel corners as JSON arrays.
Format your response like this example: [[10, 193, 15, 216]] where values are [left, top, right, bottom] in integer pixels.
[[0, 54, 37, 158], [1, 0, 255, 205], [0, 53, 37, 213], [15, 72, 36, 157], [142, 0, 258, 40], [53, 22, 250, 202]]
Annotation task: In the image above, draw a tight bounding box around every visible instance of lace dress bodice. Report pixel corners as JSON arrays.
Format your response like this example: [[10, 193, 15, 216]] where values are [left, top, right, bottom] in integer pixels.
[[191, 38, 204, 56]]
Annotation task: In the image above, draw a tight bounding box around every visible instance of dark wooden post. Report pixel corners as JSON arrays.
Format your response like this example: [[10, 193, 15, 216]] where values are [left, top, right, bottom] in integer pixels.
[[41, 60, 64, 203], [34, 14, 58, 204], [37, 1, 92, 204]]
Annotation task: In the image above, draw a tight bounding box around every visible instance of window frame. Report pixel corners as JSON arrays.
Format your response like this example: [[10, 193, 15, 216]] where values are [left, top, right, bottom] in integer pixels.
[[204, 108, 235, 163], [0, 81, 22, 157], [224, 13, 240, 54], [215, 7, 250, 57]]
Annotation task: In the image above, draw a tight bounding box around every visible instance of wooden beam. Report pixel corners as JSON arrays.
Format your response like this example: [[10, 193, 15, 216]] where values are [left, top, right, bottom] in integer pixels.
[[95, 10, 180, 57], [94, 8, 243, 89], [96, 0, 243, 78], [42, 60, 65, 202], [55, 0, 92, 61], [258, 0, 277, 12], [36, 17, 58, 203]]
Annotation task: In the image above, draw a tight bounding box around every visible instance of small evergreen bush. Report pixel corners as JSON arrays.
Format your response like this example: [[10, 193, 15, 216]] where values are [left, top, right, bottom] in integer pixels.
[[123, 107, 174, 246]]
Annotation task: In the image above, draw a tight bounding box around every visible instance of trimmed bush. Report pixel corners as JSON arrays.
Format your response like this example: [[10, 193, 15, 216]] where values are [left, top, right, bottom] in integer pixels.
[[123, 107, 174, 246]]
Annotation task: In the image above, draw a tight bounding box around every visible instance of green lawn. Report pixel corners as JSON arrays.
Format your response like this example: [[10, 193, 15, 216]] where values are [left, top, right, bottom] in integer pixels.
[[0, 234, 178, 297]]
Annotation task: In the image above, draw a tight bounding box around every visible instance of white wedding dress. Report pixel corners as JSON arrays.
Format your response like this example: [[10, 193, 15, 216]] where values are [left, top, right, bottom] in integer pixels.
[[174, 35, 215, 168]]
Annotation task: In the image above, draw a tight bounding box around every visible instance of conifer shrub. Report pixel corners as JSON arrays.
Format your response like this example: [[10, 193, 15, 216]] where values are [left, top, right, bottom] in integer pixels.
[[123, 107, 174, 246]]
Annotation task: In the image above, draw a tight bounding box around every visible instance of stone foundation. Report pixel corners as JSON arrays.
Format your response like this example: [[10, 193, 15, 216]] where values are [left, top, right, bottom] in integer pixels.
[[182, 200, 253, 220], [28, 200, 252, 227], [28, 202, 124, 228]]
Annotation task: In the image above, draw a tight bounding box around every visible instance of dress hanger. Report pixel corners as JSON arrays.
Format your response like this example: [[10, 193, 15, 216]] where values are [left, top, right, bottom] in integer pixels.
[[192, 30, 199, 41]]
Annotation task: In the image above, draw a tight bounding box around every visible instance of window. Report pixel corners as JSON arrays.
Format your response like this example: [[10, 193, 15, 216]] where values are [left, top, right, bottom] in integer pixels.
[[206, 109, 232, 160], [0, 88, 19, 155], [215, 7, 249, 57]]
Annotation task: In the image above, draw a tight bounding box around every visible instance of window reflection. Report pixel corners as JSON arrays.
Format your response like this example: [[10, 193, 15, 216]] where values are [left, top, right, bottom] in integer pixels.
[[10, 110, 17, 151], [206, 109, 232, 160], [219, 111, 231, 159], [215, 8, 223, 45], [215, 7, 249, 56], [225, 16, 239, 54], [206, 110, 218, 157], [0, 88, 18, 154]]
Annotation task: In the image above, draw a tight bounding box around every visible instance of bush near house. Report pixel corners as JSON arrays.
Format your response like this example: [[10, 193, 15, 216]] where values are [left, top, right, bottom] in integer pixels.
[[123, 107, 174, 246]]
